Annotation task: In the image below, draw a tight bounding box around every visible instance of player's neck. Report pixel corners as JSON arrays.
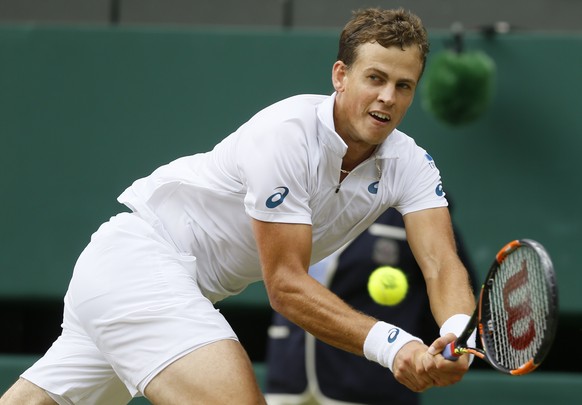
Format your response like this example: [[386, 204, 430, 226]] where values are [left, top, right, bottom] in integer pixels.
[[341, 144, 376, 173]]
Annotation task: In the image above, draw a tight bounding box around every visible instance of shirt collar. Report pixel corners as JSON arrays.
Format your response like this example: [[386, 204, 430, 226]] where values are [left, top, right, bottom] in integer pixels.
[[375, 129, 402, 160], [316, 93, 348, 158]]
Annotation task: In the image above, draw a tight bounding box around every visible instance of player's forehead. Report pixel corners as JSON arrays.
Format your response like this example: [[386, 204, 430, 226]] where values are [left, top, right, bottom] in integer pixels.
[[351, 42, 423, 81]]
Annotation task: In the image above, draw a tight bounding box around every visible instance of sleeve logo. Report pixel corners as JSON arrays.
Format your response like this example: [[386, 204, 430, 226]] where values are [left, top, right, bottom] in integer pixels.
[[425, 153, 436, 169], [266, 186, 289, 208]]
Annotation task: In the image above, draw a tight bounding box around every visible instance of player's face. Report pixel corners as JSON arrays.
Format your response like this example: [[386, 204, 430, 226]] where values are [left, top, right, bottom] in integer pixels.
[[332, 42, 422, 148]]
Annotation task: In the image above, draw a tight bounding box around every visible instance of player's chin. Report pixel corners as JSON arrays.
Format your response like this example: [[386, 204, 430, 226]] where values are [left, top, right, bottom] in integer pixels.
[[366, 119, 395, 139], [366, 127, 393, 145]]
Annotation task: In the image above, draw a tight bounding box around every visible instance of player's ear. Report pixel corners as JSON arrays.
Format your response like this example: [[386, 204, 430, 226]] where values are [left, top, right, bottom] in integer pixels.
[[332, 61, 348, 92]]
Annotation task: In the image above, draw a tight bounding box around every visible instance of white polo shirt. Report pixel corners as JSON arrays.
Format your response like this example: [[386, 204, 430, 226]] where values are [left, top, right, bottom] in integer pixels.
[[118, 93, 447, 303]]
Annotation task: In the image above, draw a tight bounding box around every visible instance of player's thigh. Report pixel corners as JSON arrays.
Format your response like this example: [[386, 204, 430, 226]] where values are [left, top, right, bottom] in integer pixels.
[[145, 339, 265, 405], [0, 378, 56, 405]]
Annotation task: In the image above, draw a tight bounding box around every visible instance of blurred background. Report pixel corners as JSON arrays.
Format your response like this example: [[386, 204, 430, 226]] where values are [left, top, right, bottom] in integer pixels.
[[1, 0, 581, 403]]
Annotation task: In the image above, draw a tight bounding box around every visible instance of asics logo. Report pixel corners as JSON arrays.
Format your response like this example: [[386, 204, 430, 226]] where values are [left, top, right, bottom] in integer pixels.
[[435, 183, 444, 197], [387, 328, 400, 343], [425, 153, 436, 169], [368, 181, 379, 194], [266, 187, 289, 208]]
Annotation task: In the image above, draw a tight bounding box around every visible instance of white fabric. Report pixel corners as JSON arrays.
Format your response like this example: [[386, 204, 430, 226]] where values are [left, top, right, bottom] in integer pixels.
[[118, 93, 447, 303], [363, 321, 423, 372], [22, 213, 237, 402], [440, 313, 476, 364], [439, 314, 472, 338]]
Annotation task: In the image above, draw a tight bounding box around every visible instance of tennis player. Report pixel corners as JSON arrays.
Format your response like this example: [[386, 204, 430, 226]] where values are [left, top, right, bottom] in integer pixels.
[[1, 8, 475, 405]]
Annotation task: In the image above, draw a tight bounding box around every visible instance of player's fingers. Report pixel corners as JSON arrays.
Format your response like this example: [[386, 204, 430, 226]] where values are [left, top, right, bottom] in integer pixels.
[[393, 361, 435, 392], [422, 349, 438, 371], [422, 350, 449, 386], [422, 344, 469, 387], [430, 353, 469, 387], [396, 374, 434, 392], [427, 333, 456, 355]]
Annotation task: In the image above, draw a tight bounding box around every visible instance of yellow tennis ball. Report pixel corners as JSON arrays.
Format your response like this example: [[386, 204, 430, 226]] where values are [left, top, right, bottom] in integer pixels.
[[367, 266, 408, 306]]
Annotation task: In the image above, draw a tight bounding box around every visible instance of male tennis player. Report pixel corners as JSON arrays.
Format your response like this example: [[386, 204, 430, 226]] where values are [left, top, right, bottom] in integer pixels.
[[1, 8, 475, 405]]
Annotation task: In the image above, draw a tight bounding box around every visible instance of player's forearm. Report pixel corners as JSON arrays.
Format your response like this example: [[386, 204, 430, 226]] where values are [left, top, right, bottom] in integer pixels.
[[267, 272, 376, 356], [403, 207, 474, 325], [425, 259, 475, 327], [253, 220, 376, 356]]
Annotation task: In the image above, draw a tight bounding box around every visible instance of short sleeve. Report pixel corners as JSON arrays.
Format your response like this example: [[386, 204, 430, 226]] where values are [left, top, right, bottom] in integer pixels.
[[237, 120, 314, 225], [395, 150, 449, 216]]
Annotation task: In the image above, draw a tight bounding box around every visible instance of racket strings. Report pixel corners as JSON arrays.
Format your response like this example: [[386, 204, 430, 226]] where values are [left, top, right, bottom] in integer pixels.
[[486, 246, 550, 370]]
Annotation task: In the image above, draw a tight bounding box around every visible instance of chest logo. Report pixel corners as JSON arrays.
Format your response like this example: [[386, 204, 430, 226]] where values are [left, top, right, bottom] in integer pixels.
[[368, 181, 379, 194]]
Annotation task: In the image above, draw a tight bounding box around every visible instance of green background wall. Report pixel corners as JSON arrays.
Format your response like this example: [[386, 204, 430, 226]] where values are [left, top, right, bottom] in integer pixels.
[[1, 27, 580, 313], [0, 24, 578, 342]]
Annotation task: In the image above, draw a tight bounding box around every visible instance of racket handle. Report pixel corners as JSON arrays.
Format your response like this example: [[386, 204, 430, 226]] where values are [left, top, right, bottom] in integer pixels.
[[442, 341, 460, 361]]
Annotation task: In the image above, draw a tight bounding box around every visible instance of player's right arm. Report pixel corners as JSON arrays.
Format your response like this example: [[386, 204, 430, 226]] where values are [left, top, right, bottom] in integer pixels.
[[252, 218, 449, 392], [252, 219, 376, 355]]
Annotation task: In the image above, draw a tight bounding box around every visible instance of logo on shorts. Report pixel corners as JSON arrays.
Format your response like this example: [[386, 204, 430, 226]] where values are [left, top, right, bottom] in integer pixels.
[[368, 181, 379, 194], [387, 328, 400, 343], [266, 186, 289, 208], [435, 183, 444, 197]]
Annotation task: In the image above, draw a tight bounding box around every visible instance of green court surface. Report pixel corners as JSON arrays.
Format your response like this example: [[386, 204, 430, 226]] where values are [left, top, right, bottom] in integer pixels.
[[421, 370, 582, 404]]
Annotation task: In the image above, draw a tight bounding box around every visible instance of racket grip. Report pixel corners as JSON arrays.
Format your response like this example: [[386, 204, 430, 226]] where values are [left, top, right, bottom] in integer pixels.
[[442, 341, 460, 361]]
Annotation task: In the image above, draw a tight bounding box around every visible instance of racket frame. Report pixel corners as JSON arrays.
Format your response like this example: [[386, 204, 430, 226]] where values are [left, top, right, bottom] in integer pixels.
[[446, 239, 558, 375]]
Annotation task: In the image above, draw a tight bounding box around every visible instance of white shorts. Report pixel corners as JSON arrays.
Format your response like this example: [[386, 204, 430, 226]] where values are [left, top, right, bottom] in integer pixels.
[[22, 212, 237, 404]]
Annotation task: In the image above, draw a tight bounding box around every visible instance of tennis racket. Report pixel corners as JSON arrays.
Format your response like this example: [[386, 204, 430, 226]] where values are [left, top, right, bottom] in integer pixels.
[[442, 239, 558, 375]]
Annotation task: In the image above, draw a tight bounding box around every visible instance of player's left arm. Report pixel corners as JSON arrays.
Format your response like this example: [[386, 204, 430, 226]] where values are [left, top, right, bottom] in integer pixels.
[[401, 207, 476, 384], [403, 206, 475, 326]]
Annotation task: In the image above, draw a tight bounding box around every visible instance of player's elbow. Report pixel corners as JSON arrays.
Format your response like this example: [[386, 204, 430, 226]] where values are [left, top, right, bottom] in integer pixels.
[[264, 272, 304, 317]]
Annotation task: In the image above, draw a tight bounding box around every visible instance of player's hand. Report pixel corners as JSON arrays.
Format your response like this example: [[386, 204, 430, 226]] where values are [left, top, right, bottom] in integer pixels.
[[392, 334, 470, 392], [422, 333, 470, 386], [391, 340, 436, 392]]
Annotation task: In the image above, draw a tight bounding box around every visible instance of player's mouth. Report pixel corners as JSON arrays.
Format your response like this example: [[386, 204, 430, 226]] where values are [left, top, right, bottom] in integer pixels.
[[369, 111, 391, 123]]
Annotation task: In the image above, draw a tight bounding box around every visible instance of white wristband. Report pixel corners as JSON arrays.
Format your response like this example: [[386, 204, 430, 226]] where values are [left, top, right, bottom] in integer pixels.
[[363, 321, 423, 372], [440, 314, 476, 364]]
